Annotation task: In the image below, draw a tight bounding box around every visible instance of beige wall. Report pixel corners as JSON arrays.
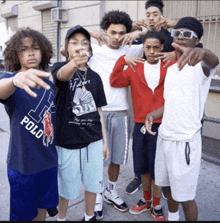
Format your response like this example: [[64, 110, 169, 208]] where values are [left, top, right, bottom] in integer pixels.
[[0, 0, 219, 70]]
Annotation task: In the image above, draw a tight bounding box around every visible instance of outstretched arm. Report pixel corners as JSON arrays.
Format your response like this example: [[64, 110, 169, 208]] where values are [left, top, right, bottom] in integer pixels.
[[0, 69, 51, 99], [172, 43, 219, 76]]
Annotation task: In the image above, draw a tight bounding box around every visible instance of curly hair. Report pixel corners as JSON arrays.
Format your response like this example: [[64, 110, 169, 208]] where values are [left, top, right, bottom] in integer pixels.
[[145, 0, 164, 14], [3, 28, 54, 72], [100, 10, 133, 33]]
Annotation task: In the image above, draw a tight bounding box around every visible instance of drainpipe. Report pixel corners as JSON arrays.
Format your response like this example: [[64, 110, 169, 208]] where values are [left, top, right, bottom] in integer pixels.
[[99, 0, 104, 31], [195, 0, 198, 17], [57, 0, 61, 62]]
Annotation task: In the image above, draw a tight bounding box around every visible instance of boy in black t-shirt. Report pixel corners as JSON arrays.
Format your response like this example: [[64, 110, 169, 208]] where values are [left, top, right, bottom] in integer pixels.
[[51, 25, 109, 221]]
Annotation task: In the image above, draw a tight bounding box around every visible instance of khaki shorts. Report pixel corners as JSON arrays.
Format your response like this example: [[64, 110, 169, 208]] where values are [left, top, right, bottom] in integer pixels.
[[155, 132, 202, 202]]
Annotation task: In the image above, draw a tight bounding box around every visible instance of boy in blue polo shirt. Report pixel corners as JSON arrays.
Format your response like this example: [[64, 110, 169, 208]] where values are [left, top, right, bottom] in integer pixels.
[[0, 28, 58, 221]]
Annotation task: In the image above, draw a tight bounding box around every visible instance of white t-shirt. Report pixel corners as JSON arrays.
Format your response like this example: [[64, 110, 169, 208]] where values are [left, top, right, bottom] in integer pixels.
[[144, 60, 160, 93], [88, 44, 143, 111], [159, 62, 216, 141]]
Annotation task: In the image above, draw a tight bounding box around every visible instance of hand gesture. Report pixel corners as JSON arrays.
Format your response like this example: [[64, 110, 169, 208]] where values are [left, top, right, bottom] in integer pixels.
[[133, 19, 148, 31], [155, 16, 177, 30], [90, 30, 110, 46], [119, 31, 142, 47], [154, 51, 176, 67], [124, 55, 145, 72], [71, 45, 90, 67], [13, 69, 51, 98], [144, 114, 157, 135], [172, 43, 205, 70]]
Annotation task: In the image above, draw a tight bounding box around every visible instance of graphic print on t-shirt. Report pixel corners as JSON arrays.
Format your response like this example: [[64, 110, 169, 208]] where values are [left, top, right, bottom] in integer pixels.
[[20, 88, 55, 147], [42, 102, 54, 147], [72, 87, 96, 116]]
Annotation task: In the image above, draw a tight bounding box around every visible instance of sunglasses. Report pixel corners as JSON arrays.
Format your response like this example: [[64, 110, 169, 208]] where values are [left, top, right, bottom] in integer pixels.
[[171, 29, 198, 39]]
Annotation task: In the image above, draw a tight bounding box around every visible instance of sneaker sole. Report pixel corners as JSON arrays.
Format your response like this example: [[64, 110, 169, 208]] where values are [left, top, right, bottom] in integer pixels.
[[95, 215, 103, 221], [124, 183, 142, 195], [129, 207, 151, 215], [151, 211, 166, 221], [103, 196, 128, 212]]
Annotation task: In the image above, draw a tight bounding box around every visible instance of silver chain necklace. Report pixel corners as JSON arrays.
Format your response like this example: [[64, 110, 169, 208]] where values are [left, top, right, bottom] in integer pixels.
[[75, 68, 88, 93]]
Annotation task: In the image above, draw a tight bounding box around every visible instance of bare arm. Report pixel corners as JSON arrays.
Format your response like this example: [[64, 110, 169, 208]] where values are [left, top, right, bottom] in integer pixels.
[[0, 77, 17, 99], [144, 105, 164, 135], [97, 107, 109, 162], [0, 69, 51, 99], [172, 43, 219, 76]]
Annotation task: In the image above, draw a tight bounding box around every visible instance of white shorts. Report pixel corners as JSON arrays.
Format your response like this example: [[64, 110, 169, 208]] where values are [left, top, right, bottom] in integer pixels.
[[155, 133, 202, 202], [57, 140, 104, 200]]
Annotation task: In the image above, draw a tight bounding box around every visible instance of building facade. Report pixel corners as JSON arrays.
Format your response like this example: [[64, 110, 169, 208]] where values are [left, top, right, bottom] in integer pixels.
[[0, 0, 220, 164]]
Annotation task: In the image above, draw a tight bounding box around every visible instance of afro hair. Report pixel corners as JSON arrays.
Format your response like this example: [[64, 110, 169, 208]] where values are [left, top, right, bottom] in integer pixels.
[[100, 10, 133, 33]]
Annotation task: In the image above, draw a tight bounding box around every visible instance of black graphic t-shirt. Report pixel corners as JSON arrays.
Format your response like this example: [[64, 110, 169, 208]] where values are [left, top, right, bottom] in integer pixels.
[[52, 62, 107, 149]]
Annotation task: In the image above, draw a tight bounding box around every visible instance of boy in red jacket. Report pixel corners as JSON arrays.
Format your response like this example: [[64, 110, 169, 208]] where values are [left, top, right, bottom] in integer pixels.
[[110, 30, 176, 221]]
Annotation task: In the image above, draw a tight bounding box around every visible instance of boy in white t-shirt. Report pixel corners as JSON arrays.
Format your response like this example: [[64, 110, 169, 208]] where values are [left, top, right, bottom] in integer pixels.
[[87, 10, 145, 219], [144, 17, 219, 221]]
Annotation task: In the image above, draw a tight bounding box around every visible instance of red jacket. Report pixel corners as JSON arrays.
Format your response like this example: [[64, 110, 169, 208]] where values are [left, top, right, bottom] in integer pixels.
[[110, 55, 176, 123]]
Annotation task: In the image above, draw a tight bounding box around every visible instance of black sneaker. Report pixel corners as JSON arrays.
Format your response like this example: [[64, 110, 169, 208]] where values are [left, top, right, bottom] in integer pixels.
[[162, 187, 168, 200], [125, 176, 142, 195], [47, 207, 58, 217], [82, 215, 97, 221]]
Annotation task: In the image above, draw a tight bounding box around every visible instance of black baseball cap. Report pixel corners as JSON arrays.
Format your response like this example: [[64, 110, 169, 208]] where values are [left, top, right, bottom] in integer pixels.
[[65, 25, 90, 41]]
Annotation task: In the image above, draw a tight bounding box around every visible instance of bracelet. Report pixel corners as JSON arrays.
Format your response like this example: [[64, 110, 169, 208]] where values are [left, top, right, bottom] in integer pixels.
[[12, 75, 19, 88]]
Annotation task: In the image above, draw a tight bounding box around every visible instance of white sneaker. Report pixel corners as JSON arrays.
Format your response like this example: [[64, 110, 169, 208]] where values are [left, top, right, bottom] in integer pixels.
[[94, 193, 103, 220], [103, 188, 128, 212]]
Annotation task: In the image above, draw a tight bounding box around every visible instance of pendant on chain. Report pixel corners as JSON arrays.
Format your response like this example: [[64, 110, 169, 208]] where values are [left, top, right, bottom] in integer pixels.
[[82, 85, 86, 92]]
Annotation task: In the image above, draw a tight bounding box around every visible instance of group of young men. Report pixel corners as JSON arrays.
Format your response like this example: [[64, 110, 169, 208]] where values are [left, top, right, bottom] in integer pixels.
[[0, 0, 219, 221]]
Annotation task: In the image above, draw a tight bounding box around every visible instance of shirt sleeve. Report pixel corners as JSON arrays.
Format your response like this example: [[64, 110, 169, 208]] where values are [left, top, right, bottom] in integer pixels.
[[0, 72, 17, 104], [96, 73, 107, 108], [110, 55, 131, 88], [51, 62, 67, 87]]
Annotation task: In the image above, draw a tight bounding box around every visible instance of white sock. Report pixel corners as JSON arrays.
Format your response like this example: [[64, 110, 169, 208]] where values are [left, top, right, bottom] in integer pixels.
[[84, 213, 94, 221], [57, 216, 66, 221], [108, 180, 116, 191], [168, 210, 179, 221]]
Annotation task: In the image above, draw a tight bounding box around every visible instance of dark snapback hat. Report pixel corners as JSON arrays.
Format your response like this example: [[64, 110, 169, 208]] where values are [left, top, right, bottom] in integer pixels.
[[65, 25, 90, 41]]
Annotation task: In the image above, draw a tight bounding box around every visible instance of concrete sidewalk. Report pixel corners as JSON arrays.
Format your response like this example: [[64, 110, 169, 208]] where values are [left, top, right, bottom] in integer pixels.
[[0, 102, 220, 221]]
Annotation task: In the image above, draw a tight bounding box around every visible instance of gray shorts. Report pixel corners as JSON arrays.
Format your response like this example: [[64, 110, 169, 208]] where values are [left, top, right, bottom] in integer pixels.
[[103, 110, 130, 167]]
